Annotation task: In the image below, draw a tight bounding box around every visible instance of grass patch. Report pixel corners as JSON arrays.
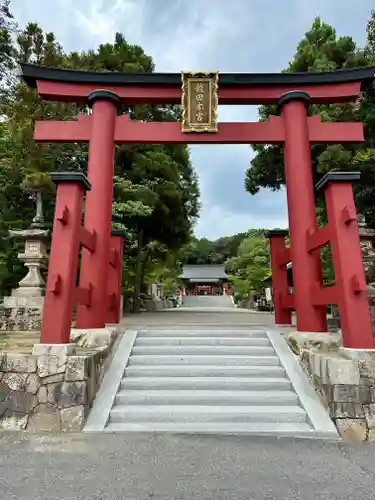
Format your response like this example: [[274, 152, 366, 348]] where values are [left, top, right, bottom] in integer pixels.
[[0, 331, 39, 354]]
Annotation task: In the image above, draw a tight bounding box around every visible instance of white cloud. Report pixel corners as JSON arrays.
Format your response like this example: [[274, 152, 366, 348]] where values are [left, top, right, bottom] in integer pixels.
[[74, 0, 146, 44], [196, 199, 288, 240]]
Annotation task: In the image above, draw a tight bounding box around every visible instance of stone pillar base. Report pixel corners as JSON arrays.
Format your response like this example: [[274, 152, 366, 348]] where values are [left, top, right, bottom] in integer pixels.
[[286, 330, 342, 355], [340, 348, 375, 361], [32, 343, 76, 356]]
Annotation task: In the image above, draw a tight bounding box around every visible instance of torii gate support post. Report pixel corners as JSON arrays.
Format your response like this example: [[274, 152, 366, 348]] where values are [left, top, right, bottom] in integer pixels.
[[266, 229, 292, 326], [39, 172, 91, 347], [105, 230, 125, 324], [316, 172, 375, 349], [278, 91, 327, 333], [76, 91, 120, 329]]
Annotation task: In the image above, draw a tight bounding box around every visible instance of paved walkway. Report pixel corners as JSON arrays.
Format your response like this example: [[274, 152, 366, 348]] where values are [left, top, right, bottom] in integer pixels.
[[121, 307, 296, 332], [1, 432, 375, 499]]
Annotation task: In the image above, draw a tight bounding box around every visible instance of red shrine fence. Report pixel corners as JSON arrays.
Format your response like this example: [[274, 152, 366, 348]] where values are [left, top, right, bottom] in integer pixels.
[[20, 63, 375, 349]]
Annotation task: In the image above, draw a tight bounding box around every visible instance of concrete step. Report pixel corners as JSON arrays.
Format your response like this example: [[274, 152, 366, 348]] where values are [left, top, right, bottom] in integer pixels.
[[131, 345, 275, 356], [182, 296, 235, 308], [109, 405, 307, 423], [115, 390, 299, 406], [104, 421, 315, 436], [135, 337, 271, 346], [120, 376, 292, 391], [125, 365, 286, 377], [137, 330, 267, 338], [85, 328, 339, 439], [128, 355, 279, 366]]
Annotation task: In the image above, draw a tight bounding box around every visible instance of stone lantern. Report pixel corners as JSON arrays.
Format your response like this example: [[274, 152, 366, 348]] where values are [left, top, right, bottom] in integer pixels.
[[0, 187, 49, 330]]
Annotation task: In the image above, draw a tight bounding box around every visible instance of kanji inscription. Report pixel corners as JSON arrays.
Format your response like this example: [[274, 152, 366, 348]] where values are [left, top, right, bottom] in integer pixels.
[[181, 72, 219, 132]]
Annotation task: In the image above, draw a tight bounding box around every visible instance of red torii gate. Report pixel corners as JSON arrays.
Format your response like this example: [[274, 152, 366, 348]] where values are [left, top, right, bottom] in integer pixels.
[[21, 63, 375, 349]]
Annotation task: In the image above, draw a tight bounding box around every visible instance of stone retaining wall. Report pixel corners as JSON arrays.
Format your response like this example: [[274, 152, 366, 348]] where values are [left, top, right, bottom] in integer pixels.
[[287, 332, 375, 441], [0, 328, 121, 431]]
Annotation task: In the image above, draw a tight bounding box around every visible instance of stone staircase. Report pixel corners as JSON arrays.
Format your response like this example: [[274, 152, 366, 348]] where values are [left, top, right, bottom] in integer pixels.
[[181, 295, 234, 308], [84, 329, 338, 438]]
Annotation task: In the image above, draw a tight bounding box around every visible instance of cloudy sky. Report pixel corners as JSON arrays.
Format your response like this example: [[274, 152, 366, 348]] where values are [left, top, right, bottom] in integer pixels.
[[12, 0, 374, 239]]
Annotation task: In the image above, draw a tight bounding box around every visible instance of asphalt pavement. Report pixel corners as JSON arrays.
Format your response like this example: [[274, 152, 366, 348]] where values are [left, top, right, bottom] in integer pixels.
[[1, 432, 375, 500]]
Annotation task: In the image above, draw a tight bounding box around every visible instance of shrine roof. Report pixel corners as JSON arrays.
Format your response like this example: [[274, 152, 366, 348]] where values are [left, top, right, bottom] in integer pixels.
[[181, 265, 228, 280], [20, 63, 375, 89]]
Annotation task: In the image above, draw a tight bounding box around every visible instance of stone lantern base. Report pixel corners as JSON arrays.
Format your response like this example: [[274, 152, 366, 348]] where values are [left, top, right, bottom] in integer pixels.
[[0, 228, 48, 331], [0, 294, 45, 331]]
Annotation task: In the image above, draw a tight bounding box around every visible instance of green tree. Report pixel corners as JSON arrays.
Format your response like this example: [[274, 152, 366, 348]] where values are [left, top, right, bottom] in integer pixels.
[[0, 0, 17, 92], [245, 15, 375, 227], [183, 230, 267, 266], [0, 22, 200, 308], [226, 236, 270, 301]]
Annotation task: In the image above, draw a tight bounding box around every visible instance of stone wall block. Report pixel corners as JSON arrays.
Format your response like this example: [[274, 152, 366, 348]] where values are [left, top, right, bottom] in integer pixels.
[[311, 374, 322, 390], [65, 356, 89, 382], [2, 354, 37, 373], [320, 356, 329, 384], [360, 377, 375, 387], [0, 380, 10, 404], [0, 389, 37, 415], [369, 387, 375, 403], [47, 381, 87, 408], [42, 373, 66, 384], [335, 418, 368, 441], [37, 385, 48, 403], [87, 367, 97, 405], [308, 351, 315, 376], [70, 328, 118, 348], [300, 349, 310, 372], [61, 405, 86, 431], [330, 402, 365, 419], [359, 360, 375, 382], [26, 403, 61, 432], [37, 354, 67, 378], [326, 358, 360, 385], [313, 352, 324, 378], [332, 385, 371, 404], [2, 372, 28, 391], [26, 374, 41, 394], [0, 410, 28, 430], [321, 384, 333, 405], [364, 403, 375, 430]]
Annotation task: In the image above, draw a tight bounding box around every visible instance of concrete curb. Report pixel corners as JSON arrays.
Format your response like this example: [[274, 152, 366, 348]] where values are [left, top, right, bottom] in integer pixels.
[[267, 330, 339, 439], [83, 330, 138, 432]]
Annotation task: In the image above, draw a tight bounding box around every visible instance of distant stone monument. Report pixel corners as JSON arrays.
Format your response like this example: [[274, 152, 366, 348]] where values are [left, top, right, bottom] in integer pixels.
[[0, 187, 49, 330]]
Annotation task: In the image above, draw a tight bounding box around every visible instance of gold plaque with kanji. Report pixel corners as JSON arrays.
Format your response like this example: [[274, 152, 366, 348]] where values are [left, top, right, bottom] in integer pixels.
[[181, 71, 219, 132]]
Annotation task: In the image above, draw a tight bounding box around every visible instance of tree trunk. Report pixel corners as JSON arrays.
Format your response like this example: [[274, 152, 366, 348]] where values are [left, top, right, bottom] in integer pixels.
[[133, 229, 143, 314]]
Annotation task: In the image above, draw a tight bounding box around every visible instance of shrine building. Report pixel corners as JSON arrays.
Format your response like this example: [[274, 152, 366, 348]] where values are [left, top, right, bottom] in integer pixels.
[[180, 265, 231, 296]]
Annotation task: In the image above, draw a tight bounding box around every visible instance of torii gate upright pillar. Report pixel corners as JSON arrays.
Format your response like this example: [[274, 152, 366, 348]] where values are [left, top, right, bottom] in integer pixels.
[[278, 91, 327, 332], [76, 91, 120, 328]]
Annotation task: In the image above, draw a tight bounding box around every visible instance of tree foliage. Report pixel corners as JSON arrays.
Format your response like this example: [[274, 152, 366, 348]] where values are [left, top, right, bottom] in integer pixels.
[[245, 14, 375, 228], [183, 229, 266, 265], [0, 12, 200, 308], [0, 0, 17, 91], [226, 236, 270, 301]]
